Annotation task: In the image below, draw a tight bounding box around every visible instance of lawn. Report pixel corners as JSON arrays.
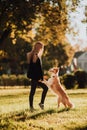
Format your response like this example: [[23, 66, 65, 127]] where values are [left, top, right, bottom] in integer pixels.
[[0, 87, 87, 130]]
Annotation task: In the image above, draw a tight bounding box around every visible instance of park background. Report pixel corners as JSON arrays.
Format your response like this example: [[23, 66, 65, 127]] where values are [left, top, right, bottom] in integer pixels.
[[0, 0, 87, 130]]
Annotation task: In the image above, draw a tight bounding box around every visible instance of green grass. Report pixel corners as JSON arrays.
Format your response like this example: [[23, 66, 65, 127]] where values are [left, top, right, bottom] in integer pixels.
[[0, 88, 87, 130]]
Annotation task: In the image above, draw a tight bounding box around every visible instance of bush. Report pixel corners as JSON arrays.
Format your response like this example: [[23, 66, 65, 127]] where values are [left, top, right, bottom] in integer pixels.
[[1, 74, 9, 86], [9, 75, 17, 86], [62, 73, 76, 89], [0, 74, 30, 87], [17, 75, 25, 85], [74, 70, 87, 88], [17, 75, 30, 86]]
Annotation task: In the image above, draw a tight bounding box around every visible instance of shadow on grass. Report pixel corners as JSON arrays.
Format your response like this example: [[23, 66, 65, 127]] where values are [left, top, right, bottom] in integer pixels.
[[67, 126, 87, 130], [13, 108, 71, 121], [28, 108, 71, 119], [75, 127, 87, 130]]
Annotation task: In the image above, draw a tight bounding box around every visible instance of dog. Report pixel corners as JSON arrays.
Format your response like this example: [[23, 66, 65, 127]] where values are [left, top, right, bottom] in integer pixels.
[[43, 67, 74, 108]]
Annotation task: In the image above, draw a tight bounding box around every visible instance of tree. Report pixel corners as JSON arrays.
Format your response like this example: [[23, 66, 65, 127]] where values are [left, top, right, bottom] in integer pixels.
[[0, 0, 80, 46], [43, 42, 74, 70], [0, 0, 79, 73]]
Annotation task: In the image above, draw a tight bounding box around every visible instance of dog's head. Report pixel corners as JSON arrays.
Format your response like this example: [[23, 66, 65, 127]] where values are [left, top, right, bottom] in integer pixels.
[[49, 67, 59, 74]]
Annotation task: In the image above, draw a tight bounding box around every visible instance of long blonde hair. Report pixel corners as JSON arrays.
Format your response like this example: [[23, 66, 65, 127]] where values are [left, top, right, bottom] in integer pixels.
[[27, 42, 44, 64], [32, 42, 44, 62], [33, 42, 44, 52]]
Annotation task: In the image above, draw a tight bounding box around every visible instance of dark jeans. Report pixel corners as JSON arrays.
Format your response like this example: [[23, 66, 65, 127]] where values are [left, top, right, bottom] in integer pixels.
[[29, 80, 48, 108]]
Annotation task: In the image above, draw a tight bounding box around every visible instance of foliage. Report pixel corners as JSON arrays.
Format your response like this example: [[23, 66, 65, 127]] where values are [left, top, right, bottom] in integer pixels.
[[17, 74, 30, 86], [33, 1, 67, 44], [74, 70, 87, 88], [0, 0, 79, 45], [0, 38, 32, 74], [0, 69, 87, 89], [43, 42, 74, 69], [0, 74, 30, 86], [0, 0, 79, 74], [0, 37, 74, 74], [62, 70, 87, 89], [62, 73, 76, 89]]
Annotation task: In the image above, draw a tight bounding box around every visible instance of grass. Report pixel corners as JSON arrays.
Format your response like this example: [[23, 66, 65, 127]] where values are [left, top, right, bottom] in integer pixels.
[[0, 87, 87, 130]]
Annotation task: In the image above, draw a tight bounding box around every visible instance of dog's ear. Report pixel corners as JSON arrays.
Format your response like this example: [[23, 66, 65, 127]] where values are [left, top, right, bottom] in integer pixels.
[[49, 68, 54, 72], [49, 67, 59, 73], [43, 75, 48, 80], [54, 68, 58, 73]]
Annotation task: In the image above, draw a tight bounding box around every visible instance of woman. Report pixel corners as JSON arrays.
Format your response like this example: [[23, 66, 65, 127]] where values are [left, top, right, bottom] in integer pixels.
[[27, 42, 48, 111]]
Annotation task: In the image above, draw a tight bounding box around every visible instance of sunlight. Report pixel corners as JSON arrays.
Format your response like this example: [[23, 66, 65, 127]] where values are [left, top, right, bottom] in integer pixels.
[[66, 0, 87, 49]]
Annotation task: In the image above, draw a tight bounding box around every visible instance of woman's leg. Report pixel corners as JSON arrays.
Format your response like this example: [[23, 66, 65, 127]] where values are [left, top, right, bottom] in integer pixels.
[[38, 81, 48, 108], [29, 80, 37, 109]]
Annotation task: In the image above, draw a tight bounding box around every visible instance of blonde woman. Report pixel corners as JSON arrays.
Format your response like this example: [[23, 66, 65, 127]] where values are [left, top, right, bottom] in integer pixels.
[[27, 42, 48, 111]]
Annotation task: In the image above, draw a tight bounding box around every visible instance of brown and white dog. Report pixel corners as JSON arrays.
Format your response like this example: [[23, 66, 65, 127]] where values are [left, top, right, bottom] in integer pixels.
[[43, 67, 74, 108]]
